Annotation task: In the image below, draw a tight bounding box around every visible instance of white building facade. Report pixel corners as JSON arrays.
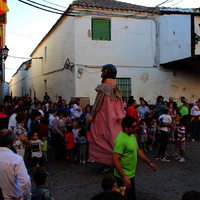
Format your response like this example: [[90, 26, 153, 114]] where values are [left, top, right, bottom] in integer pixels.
[[9, 0, 200, 105]]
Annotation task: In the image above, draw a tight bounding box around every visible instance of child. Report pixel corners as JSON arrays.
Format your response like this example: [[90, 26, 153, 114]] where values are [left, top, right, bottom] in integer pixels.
[[30, 111, 42, 139], [174, 118, 186, 162], [31, 169, 54, 200], [148, 118, 157, 151], [78, 129, 87, 164], [65, 124, 75, 166], [172, 113, 182, 157], [101, 177, 125, 196], [139, 119, 148, 152], [42, 135, 51, 164], [30, 132, 50, 174], [72, 121, 81, 160]]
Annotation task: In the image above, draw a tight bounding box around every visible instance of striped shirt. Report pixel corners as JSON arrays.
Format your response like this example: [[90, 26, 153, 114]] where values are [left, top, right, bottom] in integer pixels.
[[177, 126, 186, 142]]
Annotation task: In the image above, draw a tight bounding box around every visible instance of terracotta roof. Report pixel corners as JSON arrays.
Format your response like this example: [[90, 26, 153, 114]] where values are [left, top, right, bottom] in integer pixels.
[[71, 0, 159, 13]]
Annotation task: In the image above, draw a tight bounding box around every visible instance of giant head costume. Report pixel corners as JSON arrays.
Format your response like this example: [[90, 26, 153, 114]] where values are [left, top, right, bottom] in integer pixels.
[[101, 64, 117, 83]]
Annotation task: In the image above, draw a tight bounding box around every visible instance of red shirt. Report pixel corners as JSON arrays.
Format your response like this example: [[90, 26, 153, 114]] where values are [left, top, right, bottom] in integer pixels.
[[126, 106, 140, 129], [65, 132, 74, 150], [39, 123, 48, 136], [0, 113, 8, 118]]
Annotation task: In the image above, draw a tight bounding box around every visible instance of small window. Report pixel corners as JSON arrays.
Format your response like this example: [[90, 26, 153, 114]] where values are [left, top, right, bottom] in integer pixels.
[[116, 78, 131, 99], [92, 19, 111, 41]]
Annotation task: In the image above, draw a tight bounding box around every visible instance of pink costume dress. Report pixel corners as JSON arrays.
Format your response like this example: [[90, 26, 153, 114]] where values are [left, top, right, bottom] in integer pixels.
[[89, 83, 125, 165]]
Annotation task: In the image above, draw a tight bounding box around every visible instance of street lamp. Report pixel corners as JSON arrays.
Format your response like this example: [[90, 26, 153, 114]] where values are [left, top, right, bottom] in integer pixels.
[[1, 45, 9, 61]]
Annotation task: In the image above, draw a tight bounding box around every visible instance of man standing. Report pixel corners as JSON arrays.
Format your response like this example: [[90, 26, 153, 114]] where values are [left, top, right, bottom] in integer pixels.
[[57, 100, 71, 117], [0, 129, 31, 199], [113, 116, 157, 200], [177, 96, 190, 129]]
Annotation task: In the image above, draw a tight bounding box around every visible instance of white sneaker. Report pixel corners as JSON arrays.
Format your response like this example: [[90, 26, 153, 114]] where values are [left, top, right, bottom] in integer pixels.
[[179, 157, 185, 162], [80, 160, 82, 164], [161, 157, 170, 162], [82, 160, 86, 164], [192, 139, 195, 142], [87, 159, 95, 163], [175, 156, 181, 160]]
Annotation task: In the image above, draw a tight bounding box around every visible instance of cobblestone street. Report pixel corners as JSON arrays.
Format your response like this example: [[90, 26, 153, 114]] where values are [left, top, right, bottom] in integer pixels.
[[35, 139, 200, 200]]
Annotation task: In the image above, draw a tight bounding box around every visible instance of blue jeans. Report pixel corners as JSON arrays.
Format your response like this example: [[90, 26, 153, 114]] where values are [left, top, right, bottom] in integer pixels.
[[157, 130, 168, 158], [191, 121, 200, 139]]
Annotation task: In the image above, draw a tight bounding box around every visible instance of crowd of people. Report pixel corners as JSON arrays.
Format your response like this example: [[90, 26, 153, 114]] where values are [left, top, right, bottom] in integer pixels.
[[0, 84, 200, 199], [124, 95, 199, 163]]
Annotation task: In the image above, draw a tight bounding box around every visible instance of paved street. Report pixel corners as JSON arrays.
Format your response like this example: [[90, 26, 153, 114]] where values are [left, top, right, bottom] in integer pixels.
[[35, 139, 200, 200]]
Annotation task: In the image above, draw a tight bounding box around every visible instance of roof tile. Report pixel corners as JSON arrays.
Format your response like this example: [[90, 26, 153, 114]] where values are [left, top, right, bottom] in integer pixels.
[[72, 0, 159, 13]]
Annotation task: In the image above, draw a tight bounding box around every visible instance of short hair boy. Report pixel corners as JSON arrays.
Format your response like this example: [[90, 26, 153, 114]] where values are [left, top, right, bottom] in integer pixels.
[[32, 170, 54, 200]]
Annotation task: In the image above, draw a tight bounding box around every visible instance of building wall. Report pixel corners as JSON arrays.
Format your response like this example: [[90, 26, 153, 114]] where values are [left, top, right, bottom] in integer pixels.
[[73, 13, 200, 104], [74, 14, 157, 103], [73, 63, 200, 105], [9, 11, 200, 105], [74, 15, 156, 66], [27, 16, 76, 103], [159, 14, 191, 63], [9, 64, 28, 97]]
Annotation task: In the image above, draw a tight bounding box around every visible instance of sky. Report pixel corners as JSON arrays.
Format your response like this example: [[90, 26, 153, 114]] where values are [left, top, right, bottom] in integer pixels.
[[5, 0, 200, 82]]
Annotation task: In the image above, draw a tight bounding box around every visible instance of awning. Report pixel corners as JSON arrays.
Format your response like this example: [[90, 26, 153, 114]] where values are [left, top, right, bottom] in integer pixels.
[[160, 55, 200, 71]]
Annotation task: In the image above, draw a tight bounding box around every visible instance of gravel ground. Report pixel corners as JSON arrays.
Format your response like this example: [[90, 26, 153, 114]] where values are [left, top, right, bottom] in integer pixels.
[[30, 139, 200, 200]]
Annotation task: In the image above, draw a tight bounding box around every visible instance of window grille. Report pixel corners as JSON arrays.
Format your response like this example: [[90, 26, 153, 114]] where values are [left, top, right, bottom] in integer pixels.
[[116, 78, 131, 99]]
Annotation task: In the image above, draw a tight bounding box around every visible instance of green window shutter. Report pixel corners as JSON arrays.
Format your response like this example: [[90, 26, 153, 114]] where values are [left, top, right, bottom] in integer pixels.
[[92, 19, 111, 41]]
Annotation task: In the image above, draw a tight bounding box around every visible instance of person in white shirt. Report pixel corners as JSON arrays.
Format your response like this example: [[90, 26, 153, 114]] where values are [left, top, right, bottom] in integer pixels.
[[48, 110, 57, 138], [8, 105, 26, 131], [190, 100, 200, 142], [73, 98, 82, 120], [0, 129, 31, 200], [155, 109, 172, 162]]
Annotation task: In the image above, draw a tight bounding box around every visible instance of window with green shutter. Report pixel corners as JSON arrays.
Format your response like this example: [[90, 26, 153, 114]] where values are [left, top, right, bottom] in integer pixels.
[[92, 19, 111, 41]]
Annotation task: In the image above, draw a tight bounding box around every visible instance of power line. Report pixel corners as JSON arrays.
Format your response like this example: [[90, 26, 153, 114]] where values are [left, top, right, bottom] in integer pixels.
[[18, 0, 76, 16], [155, 0, 174, 7], [148, 0, 174, 15], [41, 0, 67, 9], [5, 67, 19, 70], [8, 55, 42, 59], [170, 0, 184, 7], [26, 0, 65, 12], [7, 30, 32, 37], [8, 55, 31, 59]]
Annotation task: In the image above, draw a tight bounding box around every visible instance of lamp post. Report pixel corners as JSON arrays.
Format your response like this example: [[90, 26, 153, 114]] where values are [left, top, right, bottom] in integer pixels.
[[0, 45, 9, 104], [2, 45, 9, 61]]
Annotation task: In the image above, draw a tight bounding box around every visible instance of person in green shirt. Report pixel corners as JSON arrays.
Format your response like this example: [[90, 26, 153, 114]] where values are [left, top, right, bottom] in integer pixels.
[[113, 116, 157, 200], [177, 96, 190, 125]]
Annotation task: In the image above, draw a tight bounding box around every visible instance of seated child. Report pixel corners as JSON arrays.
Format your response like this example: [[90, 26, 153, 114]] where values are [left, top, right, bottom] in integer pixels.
[[91, 191, 124, 200], [181, 190, 200, 200], [32, 169, 54, 200], [101, 177, 125, 196]]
